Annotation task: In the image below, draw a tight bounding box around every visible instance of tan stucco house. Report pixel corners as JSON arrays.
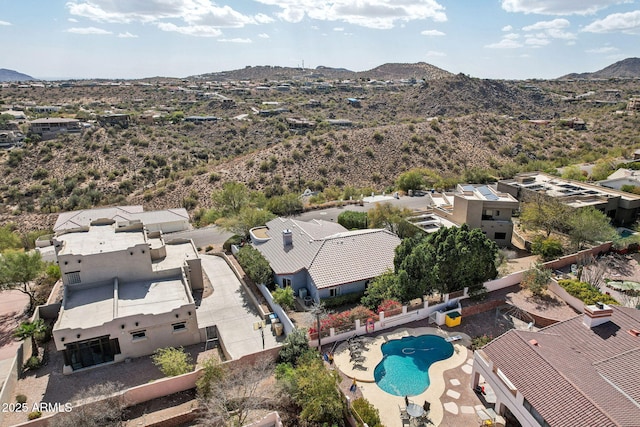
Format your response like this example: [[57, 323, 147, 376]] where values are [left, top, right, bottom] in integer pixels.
[[51, 217, 203, 373]]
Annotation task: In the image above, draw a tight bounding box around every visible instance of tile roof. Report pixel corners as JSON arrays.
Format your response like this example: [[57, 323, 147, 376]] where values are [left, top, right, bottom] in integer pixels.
[[483, 306, 640, 427], [253, 218, 400, 288]]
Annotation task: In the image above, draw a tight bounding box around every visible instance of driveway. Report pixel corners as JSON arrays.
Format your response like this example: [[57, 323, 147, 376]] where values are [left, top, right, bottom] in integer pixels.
[[166, 225, 233, 249], [197, 255, 282, 360]]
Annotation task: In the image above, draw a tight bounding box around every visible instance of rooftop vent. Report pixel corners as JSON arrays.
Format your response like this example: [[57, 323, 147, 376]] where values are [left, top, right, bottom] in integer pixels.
[[528, 339, 539, 347], [583, 302, 613, 329]]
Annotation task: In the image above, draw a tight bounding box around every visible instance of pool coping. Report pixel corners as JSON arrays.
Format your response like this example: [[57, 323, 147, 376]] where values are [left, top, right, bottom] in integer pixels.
[[333, 327, 471, 427]]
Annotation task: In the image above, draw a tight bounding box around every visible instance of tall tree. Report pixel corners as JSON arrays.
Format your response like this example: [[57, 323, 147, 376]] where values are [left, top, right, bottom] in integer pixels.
[[367, 202, 411, 235], [0, 250, 44, 313], [211, 181, 251, 216], [0, 224, 22, 252], [519, 192, 570, 237], [568, 206, 617, 249], [216, 207, 275, 238]]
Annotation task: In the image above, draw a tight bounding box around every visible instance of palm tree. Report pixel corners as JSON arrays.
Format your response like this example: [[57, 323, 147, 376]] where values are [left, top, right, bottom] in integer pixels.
[[14, 319, 46, 358]]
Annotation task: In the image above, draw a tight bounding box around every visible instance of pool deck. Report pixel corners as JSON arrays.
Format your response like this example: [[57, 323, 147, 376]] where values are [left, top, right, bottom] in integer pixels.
[[333, 327, 474, 427]]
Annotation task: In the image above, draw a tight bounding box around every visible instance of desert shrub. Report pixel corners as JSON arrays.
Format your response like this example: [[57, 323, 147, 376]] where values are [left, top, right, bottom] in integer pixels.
[[337, 210, 368, 229], [152, 347, 194, 377], [531, 236, 563, 260], [16, 394, 27, 404], [520, 265, 552, 297], [272, 286, 295, 310], [28, 411, 42, 420], [376, 299, 402, 315], [223, 234, 243, 252], [558, 279, 619, 305], [471, 334, 493, 350], [236, 245, 273, 286], [24, 356, 41, 370]]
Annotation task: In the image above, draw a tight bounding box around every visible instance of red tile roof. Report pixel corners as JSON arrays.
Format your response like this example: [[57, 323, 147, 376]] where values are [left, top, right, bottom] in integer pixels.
[[483, 306, 640, 427]]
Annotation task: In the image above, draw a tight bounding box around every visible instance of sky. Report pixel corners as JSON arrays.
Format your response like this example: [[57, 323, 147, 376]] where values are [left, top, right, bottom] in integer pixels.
[[1, 0, 639, 80]]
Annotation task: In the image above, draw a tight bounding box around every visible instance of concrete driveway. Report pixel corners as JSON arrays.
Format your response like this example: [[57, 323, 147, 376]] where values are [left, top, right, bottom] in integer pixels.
[[197, 255, 281, 360]]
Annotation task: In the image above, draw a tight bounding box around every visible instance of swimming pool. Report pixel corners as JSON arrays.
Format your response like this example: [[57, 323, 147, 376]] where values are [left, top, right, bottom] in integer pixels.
[[374, 335, 454, 396]]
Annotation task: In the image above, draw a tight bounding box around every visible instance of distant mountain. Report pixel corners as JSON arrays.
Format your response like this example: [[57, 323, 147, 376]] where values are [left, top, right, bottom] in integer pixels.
[[559, 58, 640, 79], [0, 68, 35, 82], [191, 62, 452, 82]]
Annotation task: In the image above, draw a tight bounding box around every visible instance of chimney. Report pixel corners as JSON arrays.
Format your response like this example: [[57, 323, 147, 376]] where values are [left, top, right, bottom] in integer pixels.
[[282, 229, 293, 247], [583, 302, 613, 328]]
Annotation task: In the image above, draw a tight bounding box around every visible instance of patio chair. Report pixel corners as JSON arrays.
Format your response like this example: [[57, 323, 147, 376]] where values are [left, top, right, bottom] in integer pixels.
[[351, 356, 366, 363], [353, 363, 368, 371]]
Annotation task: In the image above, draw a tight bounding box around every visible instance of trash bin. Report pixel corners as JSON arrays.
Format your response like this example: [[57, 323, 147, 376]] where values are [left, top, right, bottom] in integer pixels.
[[274, 323, 284, 336], [445, 311, 461, 327]]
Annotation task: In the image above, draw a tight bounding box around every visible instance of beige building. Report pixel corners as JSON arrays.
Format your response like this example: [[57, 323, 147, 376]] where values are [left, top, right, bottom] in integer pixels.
[[424, 184, 519, 246], [51, 218, 203, 373], [498, 172, 640, 226]]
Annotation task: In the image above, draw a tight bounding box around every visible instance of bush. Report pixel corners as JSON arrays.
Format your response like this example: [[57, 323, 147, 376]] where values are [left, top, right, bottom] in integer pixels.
[[531, 236, 563, 261], [471, 334, 493, 350], [223, 234, 243, 252], [377, 299, 402, 315], [272, 286, 295, 310], [320, 291, 364, 309], [558, 279, 619, 306], [236, 245, 273, 286], [16, 394, 27, 404], [521, 265, 552, 297], [152, 347, 194, 377], [337, 211, 368, 230], [352, 397, 382, 427], [25, 356, 41, 370], [28, 411, 42, 420], [309, 305, 378, 335]]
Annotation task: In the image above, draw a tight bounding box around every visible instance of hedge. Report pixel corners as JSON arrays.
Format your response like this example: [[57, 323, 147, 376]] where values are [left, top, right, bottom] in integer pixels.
[[558, 279, 618, 306]]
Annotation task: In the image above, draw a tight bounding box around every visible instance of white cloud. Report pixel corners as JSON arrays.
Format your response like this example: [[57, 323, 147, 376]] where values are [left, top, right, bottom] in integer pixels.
[[502, 25, 513, 31], [68, 18, 78, 23], [522, 18, 569, 31], [485, 38, 523, 49], [421, 29, 445, 36], [583, 10, 640, 34], [504, 32, 520, 40], [333, 27, 344, 31], [118, 31, 138, 38], [253, 0, 447, 30], [0, 20, 12, 26], [66, 0, 265, 33], [66, 26, 112, 34], [586, 46, 619, 53], [425, 50, 446, 57], [258, 33, 270, 38], [525, 37, 551, 46], [501, 0, 626, 16], [218, 38, 252, 43], [156, 22, 222, 37]]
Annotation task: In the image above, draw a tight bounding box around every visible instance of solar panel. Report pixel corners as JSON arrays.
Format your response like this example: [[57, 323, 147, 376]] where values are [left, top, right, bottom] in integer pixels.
[[477, 185, 499, 201]]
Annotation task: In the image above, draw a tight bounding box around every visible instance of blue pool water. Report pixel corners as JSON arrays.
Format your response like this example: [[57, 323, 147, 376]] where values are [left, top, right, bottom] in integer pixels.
[[374, 335, 454, 396]]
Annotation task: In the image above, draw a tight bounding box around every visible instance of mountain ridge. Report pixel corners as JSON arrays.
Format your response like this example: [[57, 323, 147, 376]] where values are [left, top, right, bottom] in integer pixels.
[[0, 68, 35, 82], [559, 57, 640, 80]]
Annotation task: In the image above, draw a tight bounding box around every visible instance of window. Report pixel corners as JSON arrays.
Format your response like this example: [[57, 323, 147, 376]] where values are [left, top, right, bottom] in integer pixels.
[[523, 398, 550, 427], [282, 278, 292, 287], [172, 322, 187, 332], [329, 287, 341, 297], [65, 271, 81, 285], [494, 232, 507, 240], [131, 330, 147, 341]]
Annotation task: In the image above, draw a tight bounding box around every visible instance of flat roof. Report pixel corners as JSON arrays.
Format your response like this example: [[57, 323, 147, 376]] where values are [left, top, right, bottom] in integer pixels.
[[57, 225, 146, 256], [56, 277, 191, 330]]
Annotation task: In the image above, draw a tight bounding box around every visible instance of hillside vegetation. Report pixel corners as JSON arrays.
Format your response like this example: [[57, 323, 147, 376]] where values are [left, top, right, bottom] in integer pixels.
[[2, 62, 640, 232]]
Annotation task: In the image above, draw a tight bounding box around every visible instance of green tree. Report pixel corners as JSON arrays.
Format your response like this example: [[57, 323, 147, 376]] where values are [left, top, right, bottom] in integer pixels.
[[367, 202, 411, 235], [278, 328, 313, 366], [151, 347, 194, 377], [265, 193, 303, 216], [361, 270, 402, 309], [395, 225, 498, 296], [568, 206, 617, 249], [337, 210, 368, 229], [352, 397, 382, 427], [211, 181, 251, 216], [0, 224, 22, 252], [0, 250, 44, 312], [561, 165, 587, 181], [216, 207, 275, 238], [396, 169, 425, 193], [590, 160, 615, 181], [14, 319, 46, 358], [519, 193, 570, 237], [236, 245, 273, 285], [291, 357, 346, 426]]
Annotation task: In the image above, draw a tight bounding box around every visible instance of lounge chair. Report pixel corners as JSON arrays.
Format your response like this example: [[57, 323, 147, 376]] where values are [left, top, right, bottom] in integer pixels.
[[445, 335, 462, 342], [353, 363, 368, 371]]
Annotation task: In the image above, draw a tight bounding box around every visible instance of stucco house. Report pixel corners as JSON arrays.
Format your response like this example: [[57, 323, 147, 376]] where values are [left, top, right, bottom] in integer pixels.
[[472, 304, 640, 427], [51, 217, 203, 373], [249, 218, 401, 302]]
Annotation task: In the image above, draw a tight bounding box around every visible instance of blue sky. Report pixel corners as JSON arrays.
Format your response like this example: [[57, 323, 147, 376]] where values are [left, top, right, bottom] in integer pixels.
[[1, 0, 639, 80]]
